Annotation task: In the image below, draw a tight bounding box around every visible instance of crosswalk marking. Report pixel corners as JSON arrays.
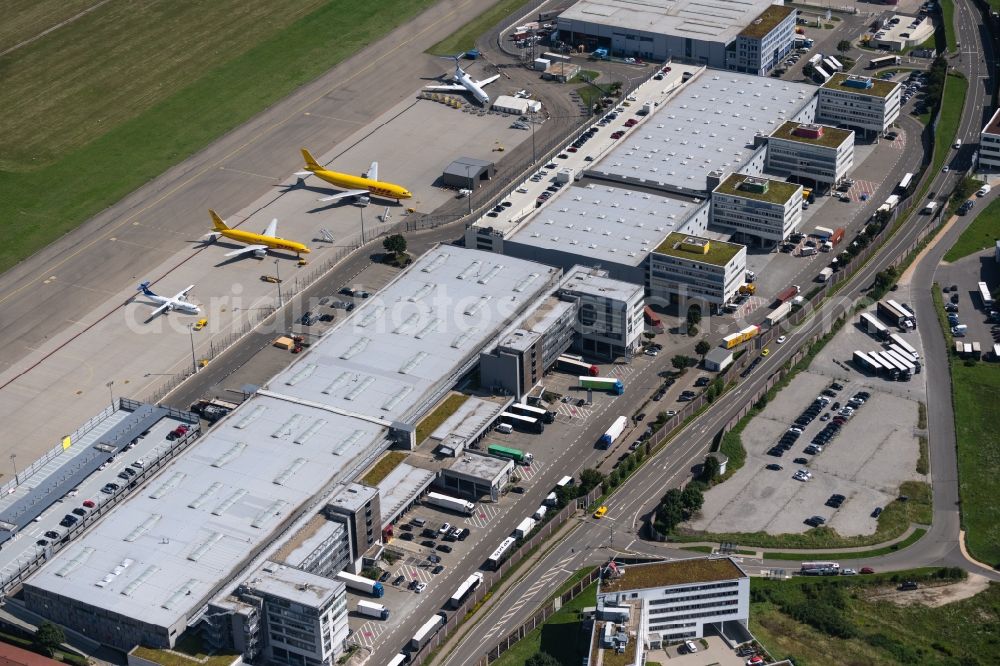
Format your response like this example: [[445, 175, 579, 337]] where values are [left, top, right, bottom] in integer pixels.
[[848, 179, 877, 202], [354, 620, 385, 647], [465, 503, 502, 528], [555, 402, 593, 420], [515, 459, 543, 482]]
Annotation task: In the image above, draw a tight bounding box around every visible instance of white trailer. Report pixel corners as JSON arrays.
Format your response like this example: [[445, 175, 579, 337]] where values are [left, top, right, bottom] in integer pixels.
[[544, 492, 558, 506], [922, 201, 938, 214], [449, 572, 484, 608], [409, 614, 445, 651], [357, 600, 390, 620], [336, 571, 385, 597], [765, 301, 792, 327], [978, 281, 994, 307], [817, 267, 834, 282], [387, 654, 408, 666], [599, 415, 629, 449], [424, 492, 475, 516], [885, 194, 901, 210], [533, 505, 548, 520], [514, 517, 536, 538], [889, 333, 919, 358]]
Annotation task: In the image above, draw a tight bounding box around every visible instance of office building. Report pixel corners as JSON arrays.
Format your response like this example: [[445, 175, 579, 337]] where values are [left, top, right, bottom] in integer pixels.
[[556, 0, 794, 70], [560, 267, 645, 360], [766, 121, 854, 188], [597, 557, 750, 644], [710, 174, 802, 245], [980, 108, 1000, 170], [273, 514, 352, 580], [325, 483, 381, 568], [816, 73, 901, 135], [728, 5, 797, 75], [648, 233, 746, 309], [441, 452, 515, 501]]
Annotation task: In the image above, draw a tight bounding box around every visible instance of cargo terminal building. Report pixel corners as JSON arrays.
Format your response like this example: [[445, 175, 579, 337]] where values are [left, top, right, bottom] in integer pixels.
[[555, 0, 795, 72], [22, 248, 562, 656]]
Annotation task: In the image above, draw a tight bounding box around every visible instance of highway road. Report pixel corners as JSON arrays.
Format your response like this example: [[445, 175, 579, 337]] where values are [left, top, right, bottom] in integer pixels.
[[435, 6, 1000, 663]]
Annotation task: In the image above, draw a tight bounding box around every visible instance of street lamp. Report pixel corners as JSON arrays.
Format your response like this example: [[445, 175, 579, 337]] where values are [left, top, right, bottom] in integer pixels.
[[106, 380, 115, 409], [9, 454, 17, 486], [189, 324, 198, 374], [466, 165, 474, 215], [274, 259, 283, 307]]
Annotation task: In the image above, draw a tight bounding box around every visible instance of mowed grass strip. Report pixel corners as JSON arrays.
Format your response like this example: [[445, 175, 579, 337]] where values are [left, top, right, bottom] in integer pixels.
[[0, 0, 437, 273], [950, 361, 1000, 566], [931, 73, 967, 176], [0, 0, 98, 53], [493, 581, 597, 666], [943, 195, 1000, 262], [427, 0, 532, 55]]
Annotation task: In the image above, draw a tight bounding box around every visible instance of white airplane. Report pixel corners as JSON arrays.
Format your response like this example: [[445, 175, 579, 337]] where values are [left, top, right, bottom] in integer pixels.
[[136, 281, 199, 319], [424, 56, 500, 106]]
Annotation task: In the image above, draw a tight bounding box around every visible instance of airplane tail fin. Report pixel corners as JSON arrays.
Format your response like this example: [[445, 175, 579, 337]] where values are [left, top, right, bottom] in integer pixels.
[[301, 148, 322, 171], [209, 209, 230, 231], [137, 281, 156, 297]]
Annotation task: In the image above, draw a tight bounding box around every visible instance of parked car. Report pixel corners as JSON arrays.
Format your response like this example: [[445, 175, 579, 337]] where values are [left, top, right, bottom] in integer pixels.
[[432, 565, 445, 574], [44, 530, 60, 540], [436, 544, 453, 553], [393, 575, 405, 586]]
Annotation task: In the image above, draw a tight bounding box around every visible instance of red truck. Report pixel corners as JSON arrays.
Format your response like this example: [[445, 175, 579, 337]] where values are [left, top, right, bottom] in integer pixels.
[[829, 227, 845, 245], [775, 285, 801, 305]]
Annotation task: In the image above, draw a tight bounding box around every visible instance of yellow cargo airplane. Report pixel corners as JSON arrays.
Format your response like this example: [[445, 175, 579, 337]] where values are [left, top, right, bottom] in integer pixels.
[[298, 148, 412, 203], [205, 210, 311, 258]]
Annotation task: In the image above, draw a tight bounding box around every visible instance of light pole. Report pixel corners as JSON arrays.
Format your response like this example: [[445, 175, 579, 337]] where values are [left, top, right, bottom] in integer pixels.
[[106, 380, 115, 409], [189, 324, 197, 374], [530, 107, 537, 164], [466, 165, 474, 215], [274, 259, 283, 307], [360, 206, 366, 244], [9, 454, 17, 486]]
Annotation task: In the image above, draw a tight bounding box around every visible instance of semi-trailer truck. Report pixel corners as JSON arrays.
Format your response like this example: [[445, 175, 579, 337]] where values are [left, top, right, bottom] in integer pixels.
[[599, 415, 629, 449], [487, 444, 534, 464], [423, 491, 475, 516], [357, 600, 390, 620], [409, 614, 446, 651], [764, 301, 792, 327], [775, 285, 801, 305], [817, 267, 834, 282], [579, 376, 624, 395], [514, 517, 536, 538], [336, 571, 385, 597]]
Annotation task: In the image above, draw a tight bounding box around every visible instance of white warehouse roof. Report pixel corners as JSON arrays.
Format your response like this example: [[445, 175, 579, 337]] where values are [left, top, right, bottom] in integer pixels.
[[559, 0, 782, 44], [589, 72, 816, 193], [507, 184, 702, 266]]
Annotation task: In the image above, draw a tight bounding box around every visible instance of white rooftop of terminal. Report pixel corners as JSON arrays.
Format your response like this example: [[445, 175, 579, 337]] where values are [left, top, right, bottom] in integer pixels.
[[506, 184, 702, 266], [430, 396, 508, 442], [26, 246, 559, 632], [26, 394, 388, 629], [245, 561, 343, 608], [589, 72, 816, 193], [267, 248, 560, 424], [558, 0, 782, 44]]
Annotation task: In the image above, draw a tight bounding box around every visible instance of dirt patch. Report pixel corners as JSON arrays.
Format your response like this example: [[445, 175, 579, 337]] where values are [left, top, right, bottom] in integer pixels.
[[862, 573, 991, 607]]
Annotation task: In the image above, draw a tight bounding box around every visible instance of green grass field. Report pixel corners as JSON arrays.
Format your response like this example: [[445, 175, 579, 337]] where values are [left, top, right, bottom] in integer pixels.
[[0, 0, 438, 273], [943, 196, 1000, 262], [950, 361, 1000, 566], [494, 582, 597, 666], [427, 0, 532, 55], [751, 569, 997, 665], [940, 0, 958, 52], [762, 528, 928, 561], [931, 74, 967, 176], [0, 0, 99, 52]]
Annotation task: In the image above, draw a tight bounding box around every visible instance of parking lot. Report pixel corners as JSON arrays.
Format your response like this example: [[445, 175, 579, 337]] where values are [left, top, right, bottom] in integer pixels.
[[935, 247, 1000, 356], [690, 310, 928, 536]]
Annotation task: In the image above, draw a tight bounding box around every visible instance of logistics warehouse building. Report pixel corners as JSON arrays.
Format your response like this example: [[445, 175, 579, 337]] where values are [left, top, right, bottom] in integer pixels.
[[23, 248, 559, 654], [556, 0, 795, 73]]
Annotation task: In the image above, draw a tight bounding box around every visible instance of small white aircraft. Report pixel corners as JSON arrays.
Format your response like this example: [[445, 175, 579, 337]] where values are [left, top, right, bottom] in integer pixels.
[[424, 56, 500, 106], [136, 281, 199, 318]]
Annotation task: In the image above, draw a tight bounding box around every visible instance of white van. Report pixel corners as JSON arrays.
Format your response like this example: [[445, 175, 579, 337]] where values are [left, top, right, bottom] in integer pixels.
[[496, 423, 513, 434], [977, 184, 991, 197], [954, 139, 963, 149]]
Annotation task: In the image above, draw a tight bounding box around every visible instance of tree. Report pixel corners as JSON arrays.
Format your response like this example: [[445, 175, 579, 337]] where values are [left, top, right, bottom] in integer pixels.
[[526, 653, 560, 666], [686, 305, 702, 326], [580, 468, 605, 491], [672, 354, 695, 371], [837, 39, 852, 54], [34, 622, 65, 657], [681, 484, 705, 515], [382, 233, 407, 257], [701, 455, 720, 483], [803, 62, 816, 79], [695, 339, 711, 359]]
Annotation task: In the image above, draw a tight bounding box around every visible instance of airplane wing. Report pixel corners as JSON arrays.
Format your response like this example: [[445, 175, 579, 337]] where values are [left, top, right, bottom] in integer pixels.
[[424, 84, 466, 92], [148, 303, 170, 318], [173, 285, 195, 300], [318, 190, 369, 202], [475, 75, 501, 87], [263, 218, 278, 238], [224, 244, 269, 257], [365, 161, 379, 182]]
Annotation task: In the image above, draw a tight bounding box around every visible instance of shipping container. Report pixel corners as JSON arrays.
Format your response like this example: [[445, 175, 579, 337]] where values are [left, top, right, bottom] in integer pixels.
[[424, 491, 475, 516]]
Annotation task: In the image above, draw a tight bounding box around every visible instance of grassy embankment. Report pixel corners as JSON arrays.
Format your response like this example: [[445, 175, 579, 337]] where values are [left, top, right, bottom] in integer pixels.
[[0, 0, 438, 273], [427, 0, 533, 55], [493, 581, 597, 666]]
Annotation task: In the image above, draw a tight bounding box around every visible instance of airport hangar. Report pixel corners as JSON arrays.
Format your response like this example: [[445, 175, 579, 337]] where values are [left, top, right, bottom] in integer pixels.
[[556, 0, 796, 76], [22, 248, 564, 656]]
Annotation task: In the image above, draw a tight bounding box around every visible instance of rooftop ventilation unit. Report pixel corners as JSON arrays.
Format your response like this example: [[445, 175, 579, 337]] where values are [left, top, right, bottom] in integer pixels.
[[272, 414, 303, 439], [333, 429, 366, 456], [274, 458, 307, 486], [56, 547, 95, 578], [383, 386, 413, 411], [415, 318, 440, 340], [188, 482, 223, 510], [121, 565, 160, 597], [344, 376, 375, 401], [293, 418, 326, 445], [513, 272, 539, 293], [478, 265, 504, 285], [456, 260, 482, 280], [400, 351, 429, 374], [464, 295, 492, 317], [451, 328, 478, 349], [212, 441, 247, 468], [394, 313, 420, 334], [340, 337, 371, 360], [187, 532, 223, 562], [124, 515, 162, 543], [162, 580, 198, 610], [409, 283, 434, 302], [323, 372, 353, 395], [149, 473, 186, 500], [251, 499, 288, 529], [285, 364, 316, 387], [212, 489, 247, 516], [358, 305, 385, 328], [421, 253, 449, 273], [235, 405, 265, 430]]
